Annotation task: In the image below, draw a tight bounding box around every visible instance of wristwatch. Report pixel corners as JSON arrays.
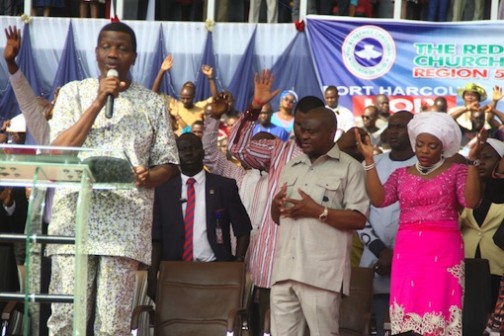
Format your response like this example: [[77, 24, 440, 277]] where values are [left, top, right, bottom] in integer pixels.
[[318, 207, 328, 222], [467, 159, 481, 167]]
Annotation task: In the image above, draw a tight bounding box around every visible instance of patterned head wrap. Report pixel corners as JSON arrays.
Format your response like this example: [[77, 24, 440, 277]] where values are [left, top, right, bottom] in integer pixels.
[[280, 90, 298, 103]]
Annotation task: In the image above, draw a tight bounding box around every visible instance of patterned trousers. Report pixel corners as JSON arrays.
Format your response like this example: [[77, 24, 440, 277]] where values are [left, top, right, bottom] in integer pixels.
[[47, 254, 138, 336]]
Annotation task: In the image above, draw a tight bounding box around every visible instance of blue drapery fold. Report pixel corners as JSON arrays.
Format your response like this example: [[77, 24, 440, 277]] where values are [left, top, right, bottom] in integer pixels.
[[270, 32, 323, 110], [147, 25, 178, 98], [194, 32, 216, 102], [50, 21, 85, 101], [0, 24, 42, 125], [227, 28, 257, 113]]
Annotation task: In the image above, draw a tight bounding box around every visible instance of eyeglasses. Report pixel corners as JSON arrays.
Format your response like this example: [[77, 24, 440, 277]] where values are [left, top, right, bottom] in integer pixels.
[[362, 115, 371, 120], [283, 97, 295, 104]]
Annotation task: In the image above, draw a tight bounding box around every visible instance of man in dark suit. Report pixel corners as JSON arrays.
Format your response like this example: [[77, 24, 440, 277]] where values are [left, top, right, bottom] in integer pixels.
[[0, 186, 28, 294], [0, 187, 28, 264], [153, 132, 251, 263]]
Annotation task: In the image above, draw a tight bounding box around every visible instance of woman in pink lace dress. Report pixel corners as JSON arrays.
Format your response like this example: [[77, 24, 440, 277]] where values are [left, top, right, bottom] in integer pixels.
[[356, 112, 486, 336]]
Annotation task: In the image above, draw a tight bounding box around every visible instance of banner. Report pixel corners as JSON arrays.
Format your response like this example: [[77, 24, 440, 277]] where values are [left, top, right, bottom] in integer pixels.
[[306, 17, 504, 115]]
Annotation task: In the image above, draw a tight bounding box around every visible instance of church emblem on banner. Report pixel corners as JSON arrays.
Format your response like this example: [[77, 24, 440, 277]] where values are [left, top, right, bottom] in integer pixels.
[[342, 25, 396, 80]]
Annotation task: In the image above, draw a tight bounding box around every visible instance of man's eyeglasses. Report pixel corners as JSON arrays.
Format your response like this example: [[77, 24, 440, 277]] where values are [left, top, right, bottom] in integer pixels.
[[362, 115, 371, 120]]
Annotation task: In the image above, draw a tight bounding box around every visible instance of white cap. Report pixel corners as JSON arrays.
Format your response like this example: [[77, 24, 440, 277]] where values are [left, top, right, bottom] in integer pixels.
[[487, 138, 504, 158], [6, 114, 26, 133]]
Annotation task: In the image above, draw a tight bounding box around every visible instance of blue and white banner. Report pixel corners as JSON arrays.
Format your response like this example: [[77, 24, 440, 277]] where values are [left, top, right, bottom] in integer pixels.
[[307, 17, 504, 114]]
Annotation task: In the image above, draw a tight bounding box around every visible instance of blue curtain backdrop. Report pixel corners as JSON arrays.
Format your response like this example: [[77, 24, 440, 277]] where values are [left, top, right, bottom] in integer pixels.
[[0, 19, 323, 123], [270, 32, 324, 110], [194, 32, 216, 102], [147, 26, 178, 98], [49, 22, 86, 101], [227, 28, 257, 113], [4, 17, 502, 122]]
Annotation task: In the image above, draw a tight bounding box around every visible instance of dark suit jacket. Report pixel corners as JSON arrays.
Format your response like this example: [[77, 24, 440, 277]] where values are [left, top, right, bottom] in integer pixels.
[[153, 172, 252, 261], [0, 187, 27, 293], [0, 187, 28, 234]]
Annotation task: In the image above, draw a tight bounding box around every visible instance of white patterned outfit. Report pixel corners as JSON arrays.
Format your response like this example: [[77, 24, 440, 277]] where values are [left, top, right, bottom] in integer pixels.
[[47, 78, 178, 335]]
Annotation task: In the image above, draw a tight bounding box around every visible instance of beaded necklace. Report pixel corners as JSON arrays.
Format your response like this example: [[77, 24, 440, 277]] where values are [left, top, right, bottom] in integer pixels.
[[415, 159, 445, 176]]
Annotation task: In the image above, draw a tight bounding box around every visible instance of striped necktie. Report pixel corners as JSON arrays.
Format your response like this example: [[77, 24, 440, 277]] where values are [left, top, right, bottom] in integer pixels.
[[182, 178, 196, 262]]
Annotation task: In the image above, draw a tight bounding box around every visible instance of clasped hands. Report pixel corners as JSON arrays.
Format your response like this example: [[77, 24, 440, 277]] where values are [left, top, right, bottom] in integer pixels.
[[273, 183, 322, 220]]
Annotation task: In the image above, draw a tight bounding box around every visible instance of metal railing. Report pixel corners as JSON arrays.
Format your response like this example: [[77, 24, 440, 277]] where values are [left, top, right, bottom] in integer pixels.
[[0, 233, 75, 304], [19, 0, 503, 22]]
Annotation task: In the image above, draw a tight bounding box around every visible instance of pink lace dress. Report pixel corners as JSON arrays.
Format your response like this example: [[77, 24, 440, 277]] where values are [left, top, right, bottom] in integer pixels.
[[381, 163, 468, 336]]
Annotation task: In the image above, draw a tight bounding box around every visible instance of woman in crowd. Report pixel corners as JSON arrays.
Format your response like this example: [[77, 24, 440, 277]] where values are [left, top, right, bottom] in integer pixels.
[[356, 112, 486, 336], [270, 90, 297, 134], [482, 146, 504, 336], [448, 83, 504, 136], [461, 139, 504, 308]]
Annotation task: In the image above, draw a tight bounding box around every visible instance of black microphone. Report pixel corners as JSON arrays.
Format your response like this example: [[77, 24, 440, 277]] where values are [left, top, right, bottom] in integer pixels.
[[105, 69, 118, 119], [180, 198, 187, 204]]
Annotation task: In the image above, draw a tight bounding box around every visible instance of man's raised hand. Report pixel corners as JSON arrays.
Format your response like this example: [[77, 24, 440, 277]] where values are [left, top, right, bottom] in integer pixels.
[[252, 69, 280, 109]]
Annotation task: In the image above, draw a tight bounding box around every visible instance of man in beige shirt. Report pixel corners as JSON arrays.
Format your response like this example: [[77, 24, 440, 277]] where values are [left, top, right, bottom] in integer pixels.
[[270, 107, 369, 336]]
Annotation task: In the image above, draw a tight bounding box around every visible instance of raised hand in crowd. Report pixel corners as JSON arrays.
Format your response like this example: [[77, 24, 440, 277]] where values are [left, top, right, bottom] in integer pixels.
[[354, 128, 374, 162], [468, 127, 488, 161], [486, 85, 504, 128], [160, 55, 173, 73], [484, 105, 494, 123], [201, 64, 218, 97], [208, 92, 231, 119], [337, 126, 368, 161], [152, 55, 173, 93], [251, 69, 281, 109], [491, 85, 503, 104], [201, 64, 214, 79], [4, 26, 21, 75], [484, 102, 504, 126]]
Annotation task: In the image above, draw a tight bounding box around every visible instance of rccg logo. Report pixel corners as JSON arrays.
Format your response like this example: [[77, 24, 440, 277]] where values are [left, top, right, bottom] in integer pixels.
[[342, 25, 396, 80]]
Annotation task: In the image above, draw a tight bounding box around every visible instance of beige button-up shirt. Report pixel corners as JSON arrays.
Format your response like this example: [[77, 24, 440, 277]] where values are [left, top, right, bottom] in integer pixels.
[[271, 144, 369, 295]]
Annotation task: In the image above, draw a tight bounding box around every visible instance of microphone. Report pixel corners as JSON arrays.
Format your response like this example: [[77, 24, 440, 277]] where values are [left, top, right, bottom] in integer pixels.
[[105, 69, 119, 119], [180, 198, 187, 204]]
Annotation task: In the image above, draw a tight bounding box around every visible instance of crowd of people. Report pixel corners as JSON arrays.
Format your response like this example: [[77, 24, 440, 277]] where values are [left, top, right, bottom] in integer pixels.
[[1, 20, 504, 336], [2, 0, 504, 22]]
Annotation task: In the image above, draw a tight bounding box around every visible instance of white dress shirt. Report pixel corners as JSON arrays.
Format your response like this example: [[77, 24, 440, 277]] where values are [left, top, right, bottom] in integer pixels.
[[181, 170, 216, 262], [3, 201, 16, 216], [326, 105, 356, 141]]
